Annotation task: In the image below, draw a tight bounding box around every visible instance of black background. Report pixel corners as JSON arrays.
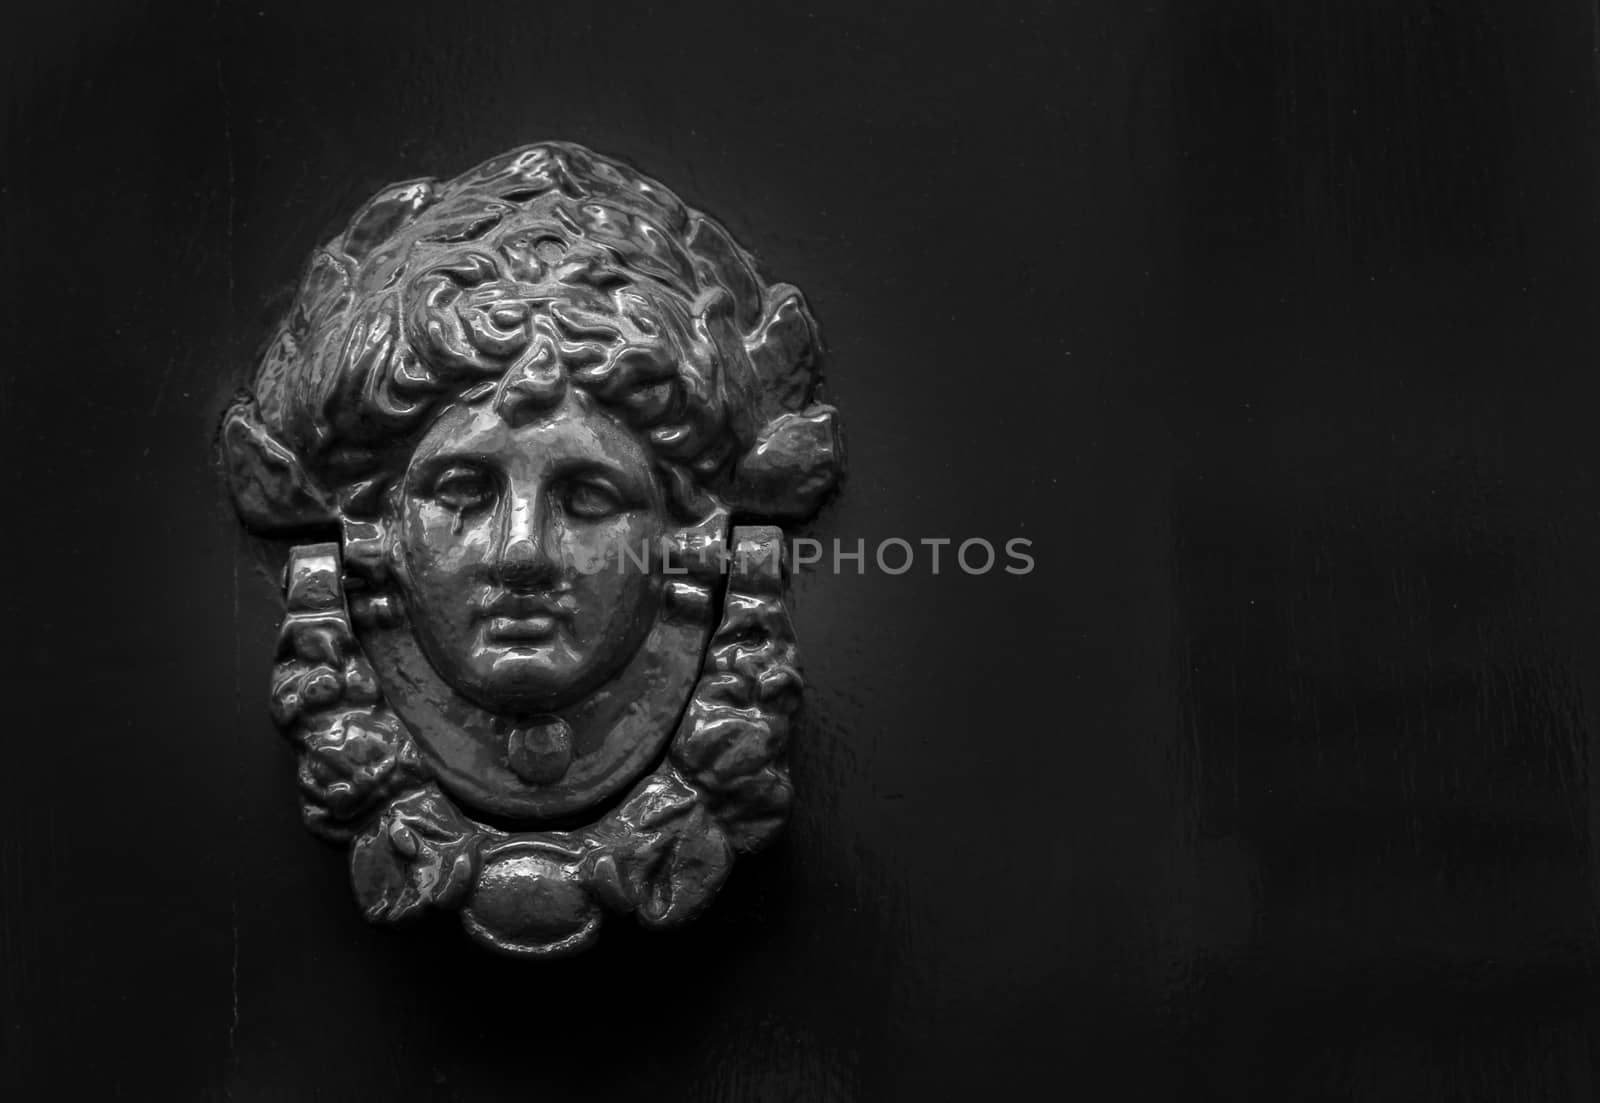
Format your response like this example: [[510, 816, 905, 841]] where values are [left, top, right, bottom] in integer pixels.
[[6, 1, 1600, 1099]]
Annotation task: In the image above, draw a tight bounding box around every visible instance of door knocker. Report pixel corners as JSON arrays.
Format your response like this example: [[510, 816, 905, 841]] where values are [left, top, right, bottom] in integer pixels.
[[222, 143, 843, 956]]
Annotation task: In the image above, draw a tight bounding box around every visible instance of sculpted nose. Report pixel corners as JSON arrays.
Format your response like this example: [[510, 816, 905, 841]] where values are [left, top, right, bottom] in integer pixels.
[[496, 486, 558, 588]]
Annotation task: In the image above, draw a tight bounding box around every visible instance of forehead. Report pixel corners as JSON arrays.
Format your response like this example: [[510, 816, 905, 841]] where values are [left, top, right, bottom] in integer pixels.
[[409, 390, 651, 476]]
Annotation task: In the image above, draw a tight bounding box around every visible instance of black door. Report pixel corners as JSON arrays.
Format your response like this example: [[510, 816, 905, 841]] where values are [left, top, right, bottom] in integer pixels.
[[6, 2, 1599, 1099]]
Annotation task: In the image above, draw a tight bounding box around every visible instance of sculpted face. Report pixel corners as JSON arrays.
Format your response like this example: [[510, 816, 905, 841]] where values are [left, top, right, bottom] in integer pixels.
[[394, 390, 665, 715], [228, 143, 843, 957]]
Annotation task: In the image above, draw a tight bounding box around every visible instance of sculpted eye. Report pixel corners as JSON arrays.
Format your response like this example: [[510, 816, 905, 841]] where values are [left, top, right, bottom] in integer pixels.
[[431, 464, 496, 512], [563, 477, 623, 520]]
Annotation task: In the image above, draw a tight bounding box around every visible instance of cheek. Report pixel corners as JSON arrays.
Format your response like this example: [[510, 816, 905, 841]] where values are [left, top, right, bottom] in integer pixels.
[[554, 511, 658, 563], [402, 504, 496, 584], [562, 514, 660, 611]]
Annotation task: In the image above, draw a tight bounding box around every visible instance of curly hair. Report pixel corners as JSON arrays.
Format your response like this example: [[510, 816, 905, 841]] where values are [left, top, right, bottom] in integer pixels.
[[224, 142, 841, 530]]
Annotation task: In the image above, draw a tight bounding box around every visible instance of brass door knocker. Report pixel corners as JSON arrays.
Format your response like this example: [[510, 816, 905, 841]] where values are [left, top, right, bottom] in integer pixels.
[[223, 143, 843, 956]]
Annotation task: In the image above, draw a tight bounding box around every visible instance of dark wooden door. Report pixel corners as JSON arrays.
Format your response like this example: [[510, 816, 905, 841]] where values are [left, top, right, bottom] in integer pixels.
[[6, 2, 1600, 1099]]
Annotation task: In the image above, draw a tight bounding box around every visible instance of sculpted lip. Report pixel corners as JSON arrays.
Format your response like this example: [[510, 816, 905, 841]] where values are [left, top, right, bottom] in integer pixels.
[[484, 615, 560, 643], [477, 592, 574, 644]]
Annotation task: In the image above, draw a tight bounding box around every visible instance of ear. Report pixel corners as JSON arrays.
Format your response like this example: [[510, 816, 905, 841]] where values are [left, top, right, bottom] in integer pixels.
[[221, 395, 338, 534]]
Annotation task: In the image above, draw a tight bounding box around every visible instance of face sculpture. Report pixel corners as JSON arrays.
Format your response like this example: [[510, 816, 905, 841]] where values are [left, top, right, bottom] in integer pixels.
[[396, 391, 664, 715], [224, 142, 843, 957]]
